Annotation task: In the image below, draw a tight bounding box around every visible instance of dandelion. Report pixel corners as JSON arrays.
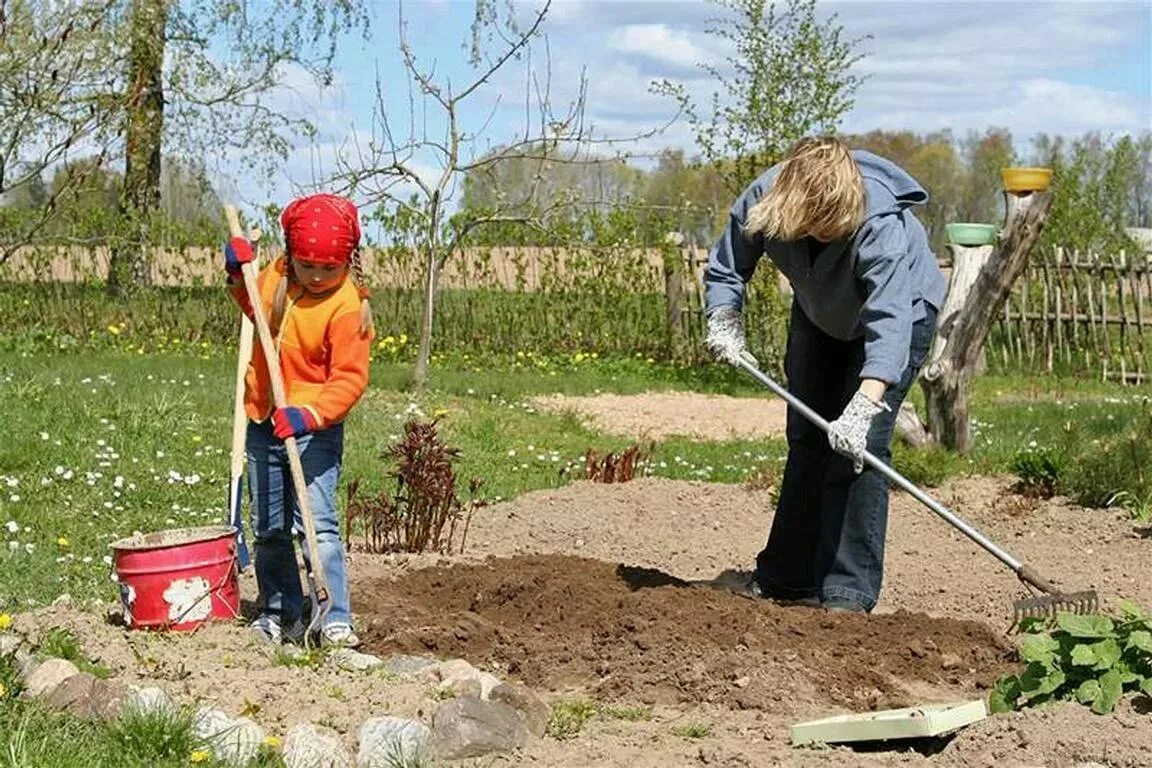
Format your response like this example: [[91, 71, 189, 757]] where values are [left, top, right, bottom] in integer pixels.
[[262, 735, 282, 749], [189, 749, 212, 763], [57, 537, 70, 549], [0, 613, 12, 630], [106, 325, 121, 336]]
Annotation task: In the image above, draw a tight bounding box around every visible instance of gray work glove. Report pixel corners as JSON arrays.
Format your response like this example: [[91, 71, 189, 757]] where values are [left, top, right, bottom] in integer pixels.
[[705, 306, 759, 368], [827, 391, 890, 473]]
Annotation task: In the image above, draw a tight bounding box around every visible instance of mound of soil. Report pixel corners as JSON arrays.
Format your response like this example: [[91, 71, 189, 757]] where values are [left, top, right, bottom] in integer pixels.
[[359, 554, 1014, 712]]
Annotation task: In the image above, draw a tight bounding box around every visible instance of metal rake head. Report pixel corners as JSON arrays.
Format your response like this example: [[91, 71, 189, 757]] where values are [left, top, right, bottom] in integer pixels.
[[1012, 590, 1100, 624]]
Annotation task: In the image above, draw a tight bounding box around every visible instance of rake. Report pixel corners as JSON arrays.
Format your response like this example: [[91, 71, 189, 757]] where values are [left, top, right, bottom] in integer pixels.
[[735, 356, 1098, 623]]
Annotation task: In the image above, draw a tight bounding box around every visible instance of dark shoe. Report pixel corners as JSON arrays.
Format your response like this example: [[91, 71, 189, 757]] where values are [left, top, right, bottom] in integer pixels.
[[745, 577, 820, 607], [822, 598, 867, 614]]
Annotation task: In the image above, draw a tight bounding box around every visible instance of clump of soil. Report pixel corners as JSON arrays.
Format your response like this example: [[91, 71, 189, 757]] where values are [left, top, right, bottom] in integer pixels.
[[359, 554, 1014, 711]]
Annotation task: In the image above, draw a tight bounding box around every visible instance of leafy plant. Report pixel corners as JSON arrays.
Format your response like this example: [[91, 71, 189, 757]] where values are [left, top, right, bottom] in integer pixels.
[[1009, 445, 1064, 498], [347, 419, 484, 555], [892, 443, 962, 489], [990, 603, 1152, 715]]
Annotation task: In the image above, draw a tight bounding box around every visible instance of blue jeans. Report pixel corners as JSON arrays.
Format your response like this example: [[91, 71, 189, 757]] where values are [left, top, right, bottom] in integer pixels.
[[755, 301, 937, 611], [246, 420, 352, 627]]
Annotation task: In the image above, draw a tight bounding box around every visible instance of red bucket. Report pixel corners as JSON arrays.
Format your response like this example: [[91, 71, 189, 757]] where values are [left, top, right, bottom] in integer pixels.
[[111, 525, 240, 631]]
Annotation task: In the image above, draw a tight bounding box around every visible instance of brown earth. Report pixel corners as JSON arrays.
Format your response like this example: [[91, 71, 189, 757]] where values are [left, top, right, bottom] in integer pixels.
[[358, 554, 1014, 712]]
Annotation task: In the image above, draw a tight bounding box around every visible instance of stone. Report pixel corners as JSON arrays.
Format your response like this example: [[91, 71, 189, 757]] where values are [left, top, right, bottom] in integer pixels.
[[382, 654, 439, 679], [328, 648, 383, 672], [429, 696, 531, 759], [357, 716, 431, 767], [436, 658, 502, 699], [192, 707, 265, 768], [123, 686, 177, 717], [488, 682, 548, 737], [440, 677, 483, 700], [282, 722, 353, 768], [43, 672, 126, 721], [21, 657, 81, 699], [0, 633, 24, 657]]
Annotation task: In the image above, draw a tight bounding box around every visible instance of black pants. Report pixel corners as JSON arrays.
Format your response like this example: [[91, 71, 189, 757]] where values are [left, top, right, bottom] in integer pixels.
[[754, 301, 937, 611]]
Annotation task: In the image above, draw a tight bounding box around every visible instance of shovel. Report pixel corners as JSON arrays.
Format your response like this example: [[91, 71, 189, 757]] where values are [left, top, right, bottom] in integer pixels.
[[734, 355, 1098, 623], [227, 228, 261, 572], [225, 205, 330, 641]]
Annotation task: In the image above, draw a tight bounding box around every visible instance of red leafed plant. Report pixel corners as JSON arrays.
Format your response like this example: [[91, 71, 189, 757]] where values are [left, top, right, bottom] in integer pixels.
[[346, 419, 484, 554], [582, 442, 653, 483]]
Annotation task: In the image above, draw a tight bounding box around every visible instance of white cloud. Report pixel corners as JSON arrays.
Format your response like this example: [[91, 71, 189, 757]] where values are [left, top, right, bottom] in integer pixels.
[[609, 24, 709, 68]]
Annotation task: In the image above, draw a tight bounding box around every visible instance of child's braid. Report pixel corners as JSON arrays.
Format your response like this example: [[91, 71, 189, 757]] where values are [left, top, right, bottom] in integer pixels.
[[350, 248, 375, 336]]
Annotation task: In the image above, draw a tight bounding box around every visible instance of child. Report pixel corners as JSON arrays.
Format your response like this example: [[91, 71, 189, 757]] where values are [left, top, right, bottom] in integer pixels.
[[224, 193, 375, 646], [704, 136, 945, 614]]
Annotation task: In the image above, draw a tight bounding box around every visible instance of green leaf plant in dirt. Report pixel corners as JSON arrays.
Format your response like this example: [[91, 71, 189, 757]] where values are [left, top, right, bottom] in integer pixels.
[[990, 601, 1152, 715]]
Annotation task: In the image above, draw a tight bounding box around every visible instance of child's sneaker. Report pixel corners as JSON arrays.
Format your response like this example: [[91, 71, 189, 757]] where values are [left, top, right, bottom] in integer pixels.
[[320, 623, 361, 648], [250, 614, 306, 645]]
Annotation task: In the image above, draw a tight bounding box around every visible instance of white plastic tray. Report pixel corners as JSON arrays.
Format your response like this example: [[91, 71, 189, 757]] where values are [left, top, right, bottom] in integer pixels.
[[790, 699, 988, 746]]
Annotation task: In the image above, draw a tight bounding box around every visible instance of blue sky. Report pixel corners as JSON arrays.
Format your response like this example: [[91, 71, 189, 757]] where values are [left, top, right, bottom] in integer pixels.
[[232, 0, 1151, 220]]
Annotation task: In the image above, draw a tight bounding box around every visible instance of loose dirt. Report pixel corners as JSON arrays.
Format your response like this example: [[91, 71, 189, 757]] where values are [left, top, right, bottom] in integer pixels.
[[359, 554, 1013, 712]]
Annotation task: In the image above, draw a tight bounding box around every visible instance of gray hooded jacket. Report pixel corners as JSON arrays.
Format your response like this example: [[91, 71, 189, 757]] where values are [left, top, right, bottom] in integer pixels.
[[704, 150, 947, 385]]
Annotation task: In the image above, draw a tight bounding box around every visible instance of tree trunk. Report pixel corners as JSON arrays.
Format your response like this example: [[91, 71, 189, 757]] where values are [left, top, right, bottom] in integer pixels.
[[411, 246, 438, 390], [920, 191, 1054, 451], [109, 0, 166, 296]]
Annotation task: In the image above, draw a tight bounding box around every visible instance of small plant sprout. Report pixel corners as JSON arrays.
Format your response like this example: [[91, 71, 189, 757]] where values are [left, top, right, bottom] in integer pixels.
[[672, 722, 712, 739], [546, 697, 599, 740]]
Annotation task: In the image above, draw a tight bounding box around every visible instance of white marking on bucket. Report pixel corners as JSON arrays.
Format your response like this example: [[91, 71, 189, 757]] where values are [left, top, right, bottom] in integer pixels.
[[163, 577, 211, 623]]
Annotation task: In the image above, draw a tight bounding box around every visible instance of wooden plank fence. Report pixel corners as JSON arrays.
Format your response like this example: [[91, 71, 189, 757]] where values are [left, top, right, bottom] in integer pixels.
[[992, 247, 1152, 382]]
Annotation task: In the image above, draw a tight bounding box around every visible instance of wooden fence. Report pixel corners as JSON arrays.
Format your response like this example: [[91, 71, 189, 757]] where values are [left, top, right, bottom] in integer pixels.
[[991, 247, 1152, 381]]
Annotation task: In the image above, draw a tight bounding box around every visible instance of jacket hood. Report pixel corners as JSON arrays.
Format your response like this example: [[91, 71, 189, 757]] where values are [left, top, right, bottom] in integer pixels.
[[853, 150, 929, 219]]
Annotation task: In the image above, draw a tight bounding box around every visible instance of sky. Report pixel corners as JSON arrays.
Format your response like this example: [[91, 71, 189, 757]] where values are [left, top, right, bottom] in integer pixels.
[[230, 0, 1152, 228]]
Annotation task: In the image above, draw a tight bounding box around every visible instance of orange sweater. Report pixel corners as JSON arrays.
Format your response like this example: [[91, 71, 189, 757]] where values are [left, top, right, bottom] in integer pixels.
[[229, 258, 373, 426]]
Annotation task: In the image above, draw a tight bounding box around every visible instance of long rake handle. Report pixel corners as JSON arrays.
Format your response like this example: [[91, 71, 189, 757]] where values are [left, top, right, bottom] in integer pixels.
[[735, 357, 1060, 595], [226, 206, 330, 604]]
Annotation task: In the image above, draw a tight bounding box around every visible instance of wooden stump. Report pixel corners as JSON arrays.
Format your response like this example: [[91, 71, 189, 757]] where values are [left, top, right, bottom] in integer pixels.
[[919, 191, 1054, 452]]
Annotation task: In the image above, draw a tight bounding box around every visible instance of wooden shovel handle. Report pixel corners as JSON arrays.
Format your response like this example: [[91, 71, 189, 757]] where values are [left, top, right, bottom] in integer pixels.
[[225, 206, 329, 601]]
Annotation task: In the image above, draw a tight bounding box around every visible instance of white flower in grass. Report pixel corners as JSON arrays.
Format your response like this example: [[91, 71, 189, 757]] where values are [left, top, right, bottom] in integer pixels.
[[8, 495, 19, 503], [5, 521, 18, 534], [23, 543, 34, 553], [39, 432, 49, 441], [7, 541, 17, 551]]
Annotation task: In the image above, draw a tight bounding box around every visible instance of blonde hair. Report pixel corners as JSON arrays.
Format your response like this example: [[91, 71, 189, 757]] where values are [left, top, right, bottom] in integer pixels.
[[745, 136, 865, 242], [269, 251, 375, 338]]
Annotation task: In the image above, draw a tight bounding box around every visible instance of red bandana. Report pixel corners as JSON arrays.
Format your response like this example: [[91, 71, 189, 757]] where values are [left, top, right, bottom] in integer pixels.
[[280, 194, 361, 265]]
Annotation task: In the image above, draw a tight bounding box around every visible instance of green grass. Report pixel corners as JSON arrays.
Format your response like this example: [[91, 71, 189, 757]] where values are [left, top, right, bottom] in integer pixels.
[[2, 347, 1148, 611]]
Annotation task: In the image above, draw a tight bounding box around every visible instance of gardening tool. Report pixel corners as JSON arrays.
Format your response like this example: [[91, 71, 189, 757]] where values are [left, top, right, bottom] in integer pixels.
[[227, 227, 261, 572], [225, 205, 330, 641], [734, 355, 1099, 623]]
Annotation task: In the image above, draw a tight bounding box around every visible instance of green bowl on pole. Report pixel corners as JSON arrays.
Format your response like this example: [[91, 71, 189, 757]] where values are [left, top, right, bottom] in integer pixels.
[[945, 222, 999, 247], [1001, 167, 1053, 193]]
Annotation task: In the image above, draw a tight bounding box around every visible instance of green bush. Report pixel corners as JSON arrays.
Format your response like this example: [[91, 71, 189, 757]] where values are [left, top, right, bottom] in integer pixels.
[[1010, 445, 1065, 498], [892, 443, 963, 489], [1062, 411, 1152, 512]]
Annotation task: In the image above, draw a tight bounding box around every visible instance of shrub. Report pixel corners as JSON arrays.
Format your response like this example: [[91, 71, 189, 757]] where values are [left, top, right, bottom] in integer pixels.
[[1062, 411, 1152, 512], [1010, 445, 1064, 498], [891, 444, 960, 489], [346, 419, 484, 554]]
